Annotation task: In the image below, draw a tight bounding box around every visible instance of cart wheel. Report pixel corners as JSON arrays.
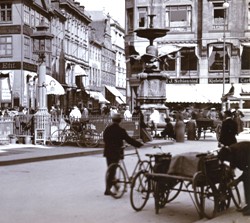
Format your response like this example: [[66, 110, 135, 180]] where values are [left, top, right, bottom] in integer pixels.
[[50, 129, 66, 146], [105, 163, 126, 199], [83, 130, 100, 148], [229, 184, 242, 209], [130, 170, 151, 211], [164, 179, 183, 203], [216, 181, 231, 212], [224, 166, 242, 209], [193, 171, 218, 219]]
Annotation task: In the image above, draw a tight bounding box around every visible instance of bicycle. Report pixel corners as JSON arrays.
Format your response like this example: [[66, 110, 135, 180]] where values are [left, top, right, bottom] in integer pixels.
[[193, 148, 242, 219], [130, 145, 182, 211], [49, 119, 100, 147], [105, 145, 149, 199]]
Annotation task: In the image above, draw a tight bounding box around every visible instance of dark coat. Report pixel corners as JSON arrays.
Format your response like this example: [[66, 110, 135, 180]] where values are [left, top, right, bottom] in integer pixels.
[[219, 117, 238, 146], [229, 141, 250, 171], [103, 122, 143, 160]]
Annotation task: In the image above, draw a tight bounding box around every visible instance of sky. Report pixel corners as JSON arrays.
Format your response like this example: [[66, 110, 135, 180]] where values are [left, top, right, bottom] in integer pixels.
[[79, 0, 125, 27]]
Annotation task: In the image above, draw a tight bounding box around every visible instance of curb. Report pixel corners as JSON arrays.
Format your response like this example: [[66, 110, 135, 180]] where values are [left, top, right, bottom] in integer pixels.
[[0, 140, 173, 166]]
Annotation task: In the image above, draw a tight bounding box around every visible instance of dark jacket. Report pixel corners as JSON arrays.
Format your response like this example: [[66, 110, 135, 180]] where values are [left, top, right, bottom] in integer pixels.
[[229, 141, 250, 171], [103, 122, 143, 159], [219, 117, 238, 146]]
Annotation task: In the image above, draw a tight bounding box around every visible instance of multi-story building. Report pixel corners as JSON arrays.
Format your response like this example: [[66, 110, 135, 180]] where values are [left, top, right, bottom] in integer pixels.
[[88, 11, 126, 108], [111, 20, 127, 97], [0, 0, 52, 109], [0, 0, 126, 114], [125, 0, 250, 109], [52, 0, 91, 113]]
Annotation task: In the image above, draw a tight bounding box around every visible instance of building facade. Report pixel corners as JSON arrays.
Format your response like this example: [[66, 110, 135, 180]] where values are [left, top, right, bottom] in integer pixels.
[[0, 0, 127, 115], [125, 0, 250, 109]]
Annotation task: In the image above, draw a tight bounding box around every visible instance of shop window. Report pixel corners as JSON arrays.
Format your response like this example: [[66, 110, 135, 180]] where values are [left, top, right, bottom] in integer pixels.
[[241, 46, 250, 70], [0, 3, 12, 22], [180, 47, 197, 72], [209, 46, 229, 72], [165, 5, 192, 32]]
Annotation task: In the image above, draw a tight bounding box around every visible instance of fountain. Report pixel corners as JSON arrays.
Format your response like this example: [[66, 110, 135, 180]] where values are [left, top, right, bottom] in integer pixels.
[[132, 13, 169, 113]]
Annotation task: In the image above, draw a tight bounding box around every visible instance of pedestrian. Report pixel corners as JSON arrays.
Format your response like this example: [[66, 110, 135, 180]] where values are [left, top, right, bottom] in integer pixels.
[[218, 110, 238, 146], [161, 117, 175, 140], [81, 105, 89, 121], [123, 105, 132, 121], [148, 107, 160, 137], [233, 105, 245, 134], [103, 113, 143, 196], [218, 141, 250, 216], [69, 106, 81, 120], [132, 106, 152, 143]]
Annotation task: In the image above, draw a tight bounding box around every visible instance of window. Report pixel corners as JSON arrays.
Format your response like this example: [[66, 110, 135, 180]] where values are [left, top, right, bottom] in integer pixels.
[[159, 52, 176, 71], [24, 5, 30, 25], [241, 46, 250, 70], [165, 5, 191, 32], [209, 46, 229, 72], [0, 36, 12, 57], [0, 3, 12, 22], [180, 47, 197, 72], [127, 8, 134, 32], [213, 2, 227, 30], [24, 36, 30, 58], [138, 7, 147, 28]]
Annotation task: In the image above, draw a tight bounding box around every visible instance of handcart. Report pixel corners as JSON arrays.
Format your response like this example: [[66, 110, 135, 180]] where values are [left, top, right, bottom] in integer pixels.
[[196, 118, 221, 140], [143, 151, 242, 219]]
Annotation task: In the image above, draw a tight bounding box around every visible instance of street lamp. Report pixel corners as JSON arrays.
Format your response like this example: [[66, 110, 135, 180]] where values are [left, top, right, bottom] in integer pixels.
[[31, 18, 54, 144], [222, 0, 230, 110]]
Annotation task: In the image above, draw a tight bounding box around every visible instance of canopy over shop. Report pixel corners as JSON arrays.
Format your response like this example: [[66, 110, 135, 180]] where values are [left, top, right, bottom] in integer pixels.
[[165, 83, 250, 109]]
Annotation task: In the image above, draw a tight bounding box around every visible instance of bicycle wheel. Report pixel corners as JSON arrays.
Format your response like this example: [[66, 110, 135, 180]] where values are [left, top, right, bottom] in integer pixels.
[[193, 171, 218, 219], [164, 179, 183, 203], [84, 130, 100, 148], [130, 170, 150, 211], [229, 184, 242, 209], [50, 129, 66, 146], [105, 163, 126, 199], [139, 160, 151, 172]]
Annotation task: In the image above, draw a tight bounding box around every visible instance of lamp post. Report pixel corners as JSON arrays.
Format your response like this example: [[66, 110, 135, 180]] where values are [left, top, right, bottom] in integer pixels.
[[222, 1, 229, 110], [31, 18, 54, 144]]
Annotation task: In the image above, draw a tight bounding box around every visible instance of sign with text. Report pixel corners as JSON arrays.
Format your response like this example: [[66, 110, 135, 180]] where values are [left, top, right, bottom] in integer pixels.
[[208, 78, 230, 84], [239, 78, 250, 83], [167, 78, 199, 84]]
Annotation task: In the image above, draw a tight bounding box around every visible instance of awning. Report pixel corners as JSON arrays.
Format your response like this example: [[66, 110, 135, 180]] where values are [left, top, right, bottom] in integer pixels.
[[87, 90, 110, 104], [105, 85, 126, 104], [46, 75, 65, 95], [166, 84, 244, 104], [74, 65, 87, 76]]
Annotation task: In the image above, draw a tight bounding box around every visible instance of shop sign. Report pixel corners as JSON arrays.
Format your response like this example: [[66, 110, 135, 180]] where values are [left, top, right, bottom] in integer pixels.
[[208, 78, 230, 84], [0, 62, 21, 70], [167, 78, 199, 84], [239, 78, 250, 83], [0, 62, 37, 72]]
